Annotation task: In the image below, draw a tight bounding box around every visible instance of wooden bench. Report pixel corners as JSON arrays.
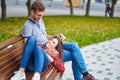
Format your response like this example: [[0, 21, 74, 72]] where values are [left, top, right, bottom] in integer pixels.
[[0, 35, 63, 80]]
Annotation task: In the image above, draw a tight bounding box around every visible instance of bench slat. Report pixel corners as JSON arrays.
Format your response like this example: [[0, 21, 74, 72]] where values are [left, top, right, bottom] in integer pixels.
[[0, 53, 21, 72], [0, 41, 24, 57], [1, 61, 20, 80], [47, 68, 58, 80], [0, 46, 23, 64], [0, 35, 23, 50], [41, 66, 54, 80]]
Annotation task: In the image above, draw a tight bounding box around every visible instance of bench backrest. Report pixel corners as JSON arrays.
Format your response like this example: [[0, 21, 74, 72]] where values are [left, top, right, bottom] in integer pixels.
[[0, 35, 24, 80]]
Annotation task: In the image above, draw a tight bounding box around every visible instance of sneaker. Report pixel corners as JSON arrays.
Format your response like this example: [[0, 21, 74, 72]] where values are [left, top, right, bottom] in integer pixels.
[[32, 75, 40, 80], [10, 71, 26, 80], [82, 73, 95, 80]]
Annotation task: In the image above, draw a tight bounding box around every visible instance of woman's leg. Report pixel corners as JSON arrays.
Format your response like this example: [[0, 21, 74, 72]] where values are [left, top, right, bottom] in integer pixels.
[[63, 42, 95, 80], [63, 42, 87, 74], [72, 61, 82, 80], [63, 50, 82, 80]]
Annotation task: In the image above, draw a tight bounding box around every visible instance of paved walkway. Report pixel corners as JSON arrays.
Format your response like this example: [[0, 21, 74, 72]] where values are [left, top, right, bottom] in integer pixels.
[[60, 38, 120, 80]]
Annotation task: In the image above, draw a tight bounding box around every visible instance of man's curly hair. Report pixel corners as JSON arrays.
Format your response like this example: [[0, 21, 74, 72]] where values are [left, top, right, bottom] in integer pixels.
[[31, 0, 45, 11]]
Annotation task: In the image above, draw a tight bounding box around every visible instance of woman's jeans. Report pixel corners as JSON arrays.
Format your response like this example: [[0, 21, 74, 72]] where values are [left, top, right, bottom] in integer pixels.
[[63, 42, 87, 80], [20, 36, 87, 80]]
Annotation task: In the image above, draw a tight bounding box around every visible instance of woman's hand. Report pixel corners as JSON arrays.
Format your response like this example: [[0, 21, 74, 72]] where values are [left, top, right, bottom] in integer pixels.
[[59, 34, 66, 41]]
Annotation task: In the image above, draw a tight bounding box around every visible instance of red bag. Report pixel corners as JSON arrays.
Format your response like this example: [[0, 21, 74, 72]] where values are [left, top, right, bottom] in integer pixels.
[[51, 56, 65, 73], [107, 7, 112, 11]]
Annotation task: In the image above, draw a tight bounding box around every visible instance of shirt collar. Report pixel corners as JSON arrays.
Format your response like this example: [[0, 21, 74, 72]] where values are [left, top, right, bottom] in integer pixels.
[[28, 18, 36, 24]]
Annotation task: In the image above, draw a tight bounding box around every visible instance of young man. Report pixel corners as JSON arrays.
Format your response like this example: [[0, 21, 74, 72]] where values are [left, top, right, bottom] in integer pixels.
[[10, 0, 95, 80]]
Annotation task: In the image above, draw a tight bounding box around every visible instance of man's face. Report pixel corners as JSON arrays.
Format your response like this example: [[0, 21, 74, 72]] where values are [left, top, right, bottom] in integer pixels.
[[32, 10, 44, 21]]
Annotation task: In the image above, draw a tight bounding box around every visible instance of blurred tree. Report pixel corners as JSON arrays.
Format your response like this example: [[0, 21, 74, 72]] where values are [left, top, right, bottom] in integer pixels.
[[85, 0, 91, 16], [110, 0, 118, 17], [26, 0, 31, 16], [68, 0, 73, 16], [1, 0, 6, 20]]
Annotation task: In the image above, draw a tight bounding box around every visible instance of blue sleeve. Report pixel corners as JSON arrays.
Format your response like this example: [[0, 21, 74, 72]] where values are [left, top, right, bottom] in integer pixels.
[[22, 23, 33, 38]]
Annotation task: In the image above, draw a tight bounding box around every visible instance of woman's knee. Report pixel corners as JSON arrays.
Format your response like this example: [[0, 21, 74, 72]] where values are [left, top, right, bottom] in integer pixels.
[[70, 42, 79, 48]]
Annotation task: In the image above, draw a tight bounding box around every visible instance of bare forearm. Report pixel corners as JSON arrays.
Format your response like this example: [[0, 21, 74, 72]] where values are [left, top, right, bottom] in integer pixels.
[[46, 54, 54, 62], [46, 35, 54, 40]]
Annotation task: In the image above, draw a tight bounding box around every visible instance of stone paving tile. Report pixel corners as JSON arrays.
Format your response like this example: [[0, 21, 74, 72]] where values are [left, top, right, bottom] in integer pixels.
[[60, 38, 120, 80]]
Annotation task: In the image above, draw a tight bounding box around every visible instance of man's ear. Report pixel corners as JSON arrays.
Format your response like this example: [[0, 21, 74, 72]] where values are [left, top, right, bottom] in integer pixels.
[[31, 10, 35, 15]]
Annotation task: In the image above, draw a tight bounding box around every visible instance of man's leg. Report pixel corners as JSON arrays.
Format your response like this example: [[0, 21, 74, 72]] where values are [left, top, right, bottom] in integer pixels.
[[108, 10, 111, 17], [105, 9, 107, 17], [26, 46, 50, 80], [26, 54, 35, 72], [20, 36, 36, 69], [10, 36, 36, 80], [33, 46, 50, 73]]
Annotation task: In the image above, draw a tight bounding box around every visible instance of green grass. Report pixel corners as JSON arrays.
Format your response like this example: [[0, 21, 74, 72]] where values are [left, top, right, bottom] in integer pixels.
[[0, 16, 120, 47]]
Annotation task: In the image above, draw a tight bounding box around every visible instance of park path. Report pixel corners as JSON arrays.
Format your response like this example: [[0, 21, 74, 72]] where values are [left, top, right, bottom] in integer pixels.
[[60, 38, 120, 80]]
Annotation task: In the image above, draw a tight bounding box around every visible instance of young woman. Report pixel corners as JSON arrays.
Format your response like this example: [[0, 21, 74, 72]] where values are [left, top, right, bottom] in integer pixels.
[[43, 36, 65, 72]]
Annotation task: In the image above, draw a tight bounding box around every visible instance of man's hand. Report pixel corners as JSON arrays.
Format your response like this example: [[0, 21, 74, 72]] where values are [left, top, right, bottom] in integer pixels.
[[54, 34, 66, 41]]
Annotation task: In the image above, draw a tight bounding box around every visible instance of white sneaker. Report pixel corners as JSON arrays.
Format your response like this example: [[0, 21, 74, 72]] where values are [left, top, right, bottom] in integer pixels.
[[32, 75, 40, 80], [10, 71, 26, 80]]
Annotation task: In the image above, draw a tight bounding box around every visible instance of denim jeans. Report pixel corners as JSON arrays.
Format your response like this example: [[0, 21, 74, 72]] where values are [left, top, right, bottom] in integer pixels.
[[63, 42, 87, 80], [20, 36, 87, 80], [20, 36, 50, 73]]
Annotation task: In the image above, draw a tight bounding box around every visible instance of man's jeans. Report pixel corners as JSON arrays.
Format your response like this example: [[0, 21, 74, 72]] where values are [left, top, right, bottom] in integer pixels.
[[20, 36, 87, 80], [20, 36, 50, 73]]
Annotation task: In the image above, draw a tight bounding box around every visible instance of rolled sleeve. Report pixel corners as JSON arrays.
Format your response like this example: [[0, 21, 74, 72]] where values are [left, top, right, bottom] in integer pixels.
[[22, 24, 33, 38]]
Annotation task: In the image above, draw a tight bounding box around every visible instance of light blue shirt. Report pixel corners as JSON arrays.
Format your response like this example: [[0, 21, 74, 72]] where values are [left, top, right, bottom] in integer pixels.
[[22, 18, 48, 44]]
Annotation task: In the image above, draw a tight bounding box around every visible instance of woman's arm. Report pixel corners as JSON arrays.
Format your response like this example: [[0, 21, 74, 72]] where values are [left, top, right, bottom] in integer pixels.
[[46, 35, 54, 40], [46, 32, 66, 41], [46, 54, 54, 62]]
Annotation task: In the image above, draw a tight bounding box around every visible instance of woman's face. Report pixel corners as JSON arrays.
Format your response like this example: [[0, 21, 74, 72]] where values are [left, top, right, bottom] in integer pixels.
[[46, 38, 58, 48]]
